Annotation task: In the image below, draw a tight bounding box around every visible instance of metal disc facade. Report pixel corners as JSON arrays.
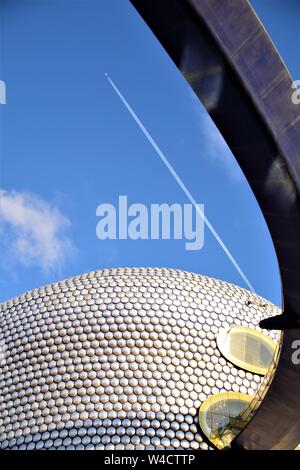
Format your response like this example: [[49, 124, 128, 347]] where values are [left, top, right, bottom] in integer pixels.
[[0, 268, 280, 450]]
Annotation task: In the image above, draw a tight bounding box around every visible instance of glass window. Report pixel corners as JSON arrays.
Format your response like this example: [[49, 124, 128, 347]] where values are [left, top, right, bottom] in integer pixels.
[[217, 326, 277, 375], [199, 392, 252, 449]]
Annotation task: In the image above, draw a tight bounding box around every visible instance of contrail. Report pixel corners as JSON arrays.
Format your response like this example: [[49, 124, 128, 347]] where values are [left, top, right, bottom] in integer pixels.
[[105, 73, 255, 293]]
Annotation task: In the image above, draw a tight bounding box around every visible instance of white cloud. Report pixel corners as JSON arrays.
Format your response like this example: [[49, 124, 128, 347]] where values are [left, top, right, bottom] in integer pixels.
[[189, 89, 244, 181], [0, 189, 75, 273]]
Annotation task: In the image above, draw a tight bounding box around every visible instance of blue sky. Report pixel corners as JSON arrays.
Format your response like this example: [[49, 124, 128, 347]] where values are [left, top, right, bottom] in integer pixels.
[[0, 0, 299, 304]]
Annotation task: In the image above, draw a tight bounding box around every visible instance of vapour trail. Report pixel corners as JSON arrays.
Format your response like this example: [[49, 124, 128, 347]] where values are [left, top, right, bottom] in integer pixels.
[[105, 73, 255, 293]]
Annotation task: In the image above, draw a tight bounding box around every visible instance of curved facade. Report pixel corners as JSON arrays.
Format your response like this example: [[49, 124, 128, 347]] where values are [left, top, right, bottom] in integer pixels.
[[0, 268, 280, 450]]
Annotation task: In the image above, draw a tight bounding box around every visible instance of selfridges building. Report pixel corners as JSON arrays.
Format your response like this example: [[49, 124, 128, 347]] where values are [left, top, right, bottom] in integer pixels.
[[0, 268, 281, 450]]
